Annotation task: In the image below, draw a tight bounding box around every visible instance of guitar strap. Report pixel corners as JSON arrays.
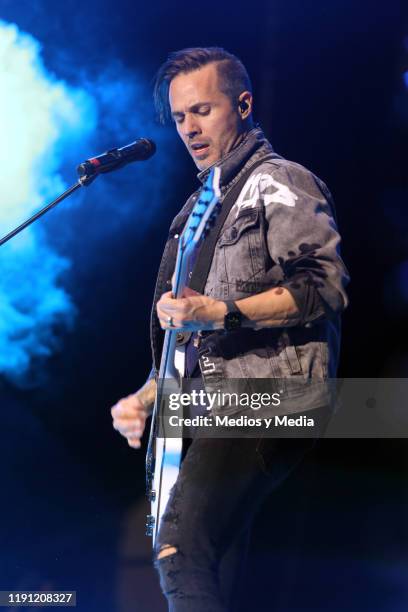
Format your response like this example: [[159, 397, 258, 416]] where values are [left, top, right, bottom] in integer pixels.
[[189, 155, 275, 293]]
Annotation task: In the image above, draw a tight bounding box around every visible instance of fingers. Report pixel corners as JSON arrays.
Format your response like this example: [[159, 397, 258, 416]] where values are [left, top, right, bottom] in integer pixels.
[[111, 393, 147, 450], [156, 290, 208, 330], [111, 393, 146, 418], [181, 286, 201, 298], [156, 292, 176, 329], [127, 437, 142, 449], [157, 306, 180, 330], [156, 292, 191, 330], [112, 416, 145, 435], [162, 290, 173, 300]]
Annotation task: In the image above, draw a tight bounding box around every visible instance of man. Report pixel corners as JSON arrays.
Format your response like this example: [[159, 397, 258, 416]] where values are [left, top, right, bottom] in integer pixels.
[[111, 47, 349, 611]]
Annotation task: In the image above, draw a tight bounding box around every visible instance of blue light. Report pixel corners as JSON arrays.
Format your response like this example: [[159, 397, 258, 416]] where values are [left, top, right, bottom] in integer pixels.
[[0, 20, 174, 385], [0, 20, 95, 384]]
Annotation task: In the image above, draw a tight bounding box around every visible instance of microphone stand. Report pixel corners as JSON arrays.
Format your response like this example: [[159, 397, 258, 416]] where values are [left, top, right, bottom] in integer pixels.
[[0, 172, 96, 248]]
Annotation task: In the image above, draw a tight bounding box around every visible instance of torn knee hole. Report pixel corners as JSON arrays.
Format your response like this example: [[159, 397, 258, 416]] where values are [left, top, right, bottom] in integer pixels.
[[157, 544, 178, 560]]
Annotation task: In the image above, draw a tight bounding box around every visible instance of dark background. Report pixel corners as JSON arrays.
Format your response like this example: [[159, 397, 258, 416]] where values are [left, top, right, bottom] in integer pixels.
[[0, 1, 407, 610]]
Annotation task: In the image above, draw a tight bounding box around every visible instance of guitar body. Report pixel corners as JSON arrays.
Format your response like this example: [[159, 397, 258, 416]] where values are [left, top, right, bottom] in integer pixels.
[[146, 332, 184, 547], [145, 167, 221, 546], [148, 430, 183, 545]]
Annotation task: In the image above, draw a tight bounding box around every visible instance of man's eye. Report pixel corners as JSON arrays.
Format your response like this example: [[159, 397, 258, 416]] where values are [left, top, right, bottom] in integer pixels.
[[173, 116, 184, 124], [198, 107, 210, 115]]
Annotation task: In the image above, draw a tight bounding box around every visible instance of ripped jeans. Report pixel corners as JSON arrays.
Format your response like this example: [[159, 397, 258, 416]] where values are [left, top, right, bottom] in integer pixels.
[[154, 434, 315, 612]]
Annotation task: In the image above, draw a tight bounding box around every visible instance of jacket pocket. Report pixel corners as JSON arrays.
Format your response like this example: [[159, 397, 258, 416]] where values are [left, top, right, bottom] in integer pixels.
[[218, 209, 264, 292], [218, 208, 259, 247]]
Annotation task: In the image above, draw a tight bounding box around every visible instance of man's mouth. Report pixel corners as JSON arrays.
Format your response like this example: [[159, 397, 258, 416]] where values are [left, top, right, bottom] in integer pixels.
[[190, 142, 210, 156]]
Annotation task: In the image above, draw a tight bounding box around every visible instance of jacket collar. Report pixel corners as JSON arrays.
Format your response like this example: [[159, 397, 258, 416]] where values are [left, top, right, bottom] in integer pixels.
[[197, 126, 274, 188]]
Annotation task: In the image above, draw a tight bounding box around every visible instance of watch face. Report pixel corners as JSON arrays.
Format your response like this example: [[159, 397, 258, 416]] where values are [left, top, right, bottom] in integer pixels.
[[225, 311, 242, 331]]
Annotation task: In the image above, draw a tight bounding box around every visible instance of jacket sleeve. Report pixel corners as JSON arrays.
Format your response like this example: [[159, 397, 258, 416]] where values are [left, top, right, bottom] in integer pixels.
[[260, 162, 350, 325]]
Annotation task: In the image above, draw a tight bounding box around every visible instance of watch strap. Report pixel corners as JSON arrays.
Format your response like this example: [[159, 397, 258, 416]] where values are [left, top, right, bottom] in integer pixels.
[[223, 300, 243, 331], [224, 300, 239, 314]]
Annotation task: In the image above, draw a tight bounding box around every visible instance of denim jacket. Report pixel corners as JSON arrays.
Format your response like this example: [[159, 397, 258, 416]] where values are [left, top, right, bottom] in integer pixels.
[[150, 127, 349, 410]]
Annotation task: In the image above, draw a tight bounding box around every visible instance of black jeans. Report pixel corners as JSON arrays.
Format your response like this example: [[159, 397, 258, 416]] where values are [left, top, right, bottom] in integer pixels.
[[154, 433, 315, 611]]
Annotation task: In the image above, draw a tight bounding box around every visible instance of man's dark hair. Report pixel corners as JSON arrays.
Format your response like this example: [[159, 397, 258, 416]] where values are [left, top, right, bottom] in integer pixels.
[[153, 46, 252, 124]]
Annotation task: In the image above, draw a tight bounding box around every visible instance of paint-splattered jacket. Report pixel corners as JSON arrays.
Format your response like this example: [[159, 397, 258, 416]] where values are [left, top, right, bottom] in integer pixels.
[[150, 127, 349, 411]]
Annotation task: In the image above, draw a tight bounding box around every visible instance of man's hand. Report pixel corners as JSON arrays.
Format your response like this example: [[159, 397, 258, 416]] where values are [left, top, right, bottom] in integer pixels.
[[156, 286, 227, 331], [110, 378, 156, 449], [156, 284, 300, 330]]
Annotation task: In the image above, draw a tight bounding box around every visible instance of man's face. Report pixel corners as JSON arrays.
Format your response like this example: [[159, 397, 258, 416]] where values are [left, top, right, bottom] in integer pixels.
[[169, 62, 244, 171]]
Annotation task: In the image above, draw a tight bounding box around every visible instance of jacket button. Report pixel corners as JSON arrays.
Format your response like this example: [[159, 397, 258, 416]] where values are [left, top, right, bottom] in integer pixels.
[[176, 332, 184, 342], [174, 234, 179, 239]]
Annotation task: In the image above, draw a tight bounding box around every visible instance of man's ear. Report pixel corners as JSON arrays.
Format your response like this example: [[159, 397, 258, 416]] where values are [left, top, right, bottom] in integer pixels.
[[237, 91, 253, 120]]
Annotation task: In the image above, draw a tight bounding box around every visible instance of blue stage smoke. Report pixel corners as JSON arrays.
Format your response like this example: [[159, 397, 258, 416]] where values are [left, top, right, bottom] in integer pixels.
[[0, 20, 175, 386]]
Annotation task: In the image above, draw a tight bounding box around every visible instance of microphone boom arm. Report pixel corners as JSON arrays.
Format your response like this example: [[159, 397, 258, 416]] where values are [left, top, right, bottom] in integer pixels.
[[0, 179, 86, 248], [0, 137, 156, 248]]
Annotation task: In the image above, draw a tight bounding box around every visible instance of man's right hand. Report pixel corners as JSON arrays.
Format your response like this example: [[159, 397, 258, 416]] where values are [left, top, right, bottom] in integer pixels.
[[110, 378, 156, 449]]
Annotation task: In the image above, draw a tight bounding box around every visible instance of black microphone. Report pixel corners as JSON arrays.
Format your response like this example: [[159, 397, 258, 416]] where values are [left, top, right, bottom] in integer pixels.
[[77, 138, 156, 180]]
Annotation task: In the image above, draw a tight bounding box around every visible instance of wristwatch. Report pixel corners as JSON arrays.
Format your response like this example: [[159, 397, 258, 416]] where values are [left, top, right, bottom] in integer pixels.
[[224, 300, 243, 331]]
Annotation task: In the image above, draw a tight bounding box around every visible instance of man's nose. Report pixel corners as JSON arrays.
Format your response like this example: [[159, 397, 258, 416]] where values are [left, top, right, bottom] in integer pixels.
[[182, 114, 201, 139]]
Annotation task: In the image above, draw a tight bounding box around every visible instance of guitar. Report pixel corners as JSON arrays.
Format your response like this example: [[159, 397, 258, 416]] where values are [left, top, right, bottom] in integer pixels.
[[145, 166, 221, 546]]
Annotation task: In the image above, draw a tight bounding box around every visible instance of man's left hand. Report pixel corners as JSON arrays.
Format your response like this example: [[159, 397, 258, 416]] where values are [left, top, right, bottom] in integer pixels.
[[156, 287, 226, 331]]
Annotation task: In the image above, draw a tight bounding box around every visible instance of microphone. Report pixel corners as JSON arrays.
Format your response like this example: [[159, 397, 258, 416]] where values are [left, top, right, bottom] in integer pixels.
[[77, 138, 156, 181]]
